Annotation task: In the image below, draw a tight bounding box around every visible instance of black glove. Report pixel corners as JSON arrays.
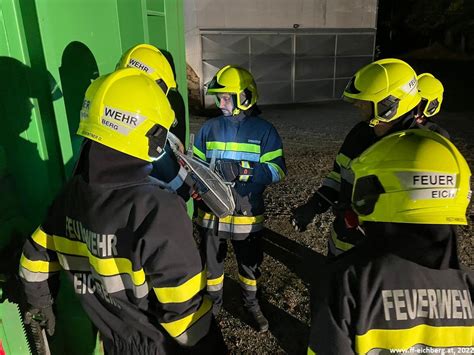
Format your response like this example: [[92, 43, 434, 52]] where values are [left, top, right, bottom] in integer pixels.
[[24, 305, 56, 336], [291, 193, 331, 232], [215, 160, 253, 182]]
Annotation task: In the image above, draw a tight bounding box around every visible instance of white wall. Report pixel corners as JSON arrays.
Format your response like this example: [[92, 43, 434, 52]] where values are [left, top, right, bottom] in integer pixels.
[[184, 0, 378, 102]]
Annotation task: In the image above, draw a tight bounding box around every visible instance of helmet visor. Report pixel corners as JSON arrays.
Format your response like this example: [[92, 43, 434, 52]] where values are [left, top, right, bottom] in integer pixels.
[[156, 79, 169, 96], [352, 175, 385, 216]]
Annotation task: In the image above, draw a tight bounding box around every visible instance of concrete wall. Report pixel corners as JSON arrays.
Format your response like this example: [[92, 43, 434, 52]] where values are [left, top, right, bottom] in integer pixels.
[[184, 0, 378, 105]]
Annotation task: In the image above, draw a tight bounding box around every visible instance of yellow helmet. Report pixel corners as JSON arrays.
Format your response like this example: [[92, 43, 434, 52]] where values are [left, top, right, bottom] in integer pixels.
[[77, 68, 175, 162], [206, 65, 258, 115], [117, 44, 177, 95], [417, 73, 444, 117], [352, 129, 471, 225], [343, 58, 422, 127]]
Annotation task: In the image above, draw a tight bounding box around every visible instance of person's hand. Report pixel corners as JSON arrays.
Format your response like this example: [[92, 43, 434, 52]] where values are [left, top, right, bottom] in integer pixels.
[[291, 194, 330, 232], [190, 184, 202, 201], [215, 161, 253, 182], [215, 161, 241, 182], [24, 305, 56, 336]]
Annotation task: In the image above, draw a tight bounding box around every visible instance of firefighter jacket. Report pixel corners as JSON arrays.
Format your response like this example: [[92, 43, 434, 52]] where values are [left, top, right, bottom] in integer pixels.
[[19, 141, 224, 354], [193, 112, 287, 240], [308, 223, 474, 354], [318, 113, 450, 255]]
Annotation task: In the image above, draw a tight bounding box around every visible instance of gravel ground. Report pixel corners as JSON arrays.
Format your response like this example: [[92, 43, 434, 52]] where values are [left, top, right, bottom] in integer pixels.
[[190, 101, 473, 354]]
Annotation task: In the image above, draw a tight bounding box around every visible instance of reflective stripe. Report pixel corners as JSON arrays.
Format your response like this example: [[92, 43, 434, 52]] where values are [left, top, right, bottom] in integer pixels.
[[154, 270, 206, 304], [322, 177, 340, 191], [330, 227, 354, 253], [241, 161, 251, 168], [57, 254, 150, 298], [239, 174, 250, 182], [207, 284, 223, 292], [340, 166, 354, 184], [160, 296, 213, 338], [207, 275, 224, 291], [198, 219, 263, 234], [33, 230, 146, 286], [173, 304, 213, 347], [206, 150, 260, 163], [356, 325, 474, 354], [335, 153, 351, 169], [19, 267, 53, 282], [326, 171, 341, 183], [238, 274, 257, 286], [206, 141, 260, 154], [20, 253, 61, 273], [167, 165, 188, 191], [266, 162, 285, 181], [307, 346, 316, 355], [260, 149, 283, 162], [198, 211, 264, 225], [96, 270, 149, 299], [207, 275, 224, 286], [193, 146, 206, 161], [238, 274, 257, 291]]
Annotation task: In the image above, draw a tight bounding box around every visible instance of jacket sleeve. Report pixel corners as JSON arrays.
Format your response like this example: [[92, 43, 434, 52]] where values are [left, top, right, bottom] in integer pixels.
[[252, 125, 287, 185], [192, 126, 207, 162], [140, 194, 219, 349], [19, 202, 62, 308], [308, 267, 356, 354]]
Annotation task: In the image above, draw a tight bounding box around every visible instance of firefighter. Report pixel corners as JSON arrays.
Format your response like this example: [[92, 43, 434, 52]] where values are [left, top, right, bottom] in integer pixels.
[[193, 65, 287, 332], [117, 43, 194, 201], [413, 73, 449, 137], [307, 129, 473, 354], [19, 68, 226, 354], [292, 59, 448, 257]]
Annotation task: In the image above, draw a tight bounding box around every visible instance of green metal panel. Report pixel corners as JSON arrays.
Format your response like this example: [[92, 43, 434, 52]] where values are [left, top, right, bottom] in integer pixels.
[[1, 0, 190, 353], [0, 300, 30, 355]]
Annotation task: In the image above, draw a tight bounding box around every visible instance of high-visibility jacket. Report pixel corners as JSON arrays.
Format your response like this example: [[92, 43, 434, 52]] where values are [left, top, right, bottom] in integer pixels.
[[193, 113, 287, 240], [19, 142, 222, 354], [308, 224, 474, 354], [318, 115, 449, 255]]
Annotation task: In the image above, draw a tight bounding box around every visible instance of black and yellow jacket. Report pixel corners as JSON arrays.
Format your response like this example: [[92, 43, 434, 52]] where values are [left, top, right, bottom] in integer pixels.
[[308, 224, 473, 354], [19, 141, 225, 354], [317, 114, 449, 256]]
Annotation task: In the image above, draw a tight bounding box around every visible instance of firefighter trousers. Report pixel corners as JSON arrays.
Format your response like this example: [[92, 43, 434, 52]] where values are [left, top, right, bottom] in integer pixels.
[[200, 229, 263, 312]]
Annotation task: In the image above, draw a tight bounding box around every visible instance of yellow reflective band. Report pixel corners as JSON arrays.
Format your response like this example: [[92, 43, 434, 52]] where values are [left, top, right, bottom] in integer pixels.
[[307, 346, 316, 355], [260, 149, 283, 162], [33, 230, 146, 286], [356, 325, 474, 354], [207, 275, 224, 286], [238, 274, 257, 286], [241, 161, 251, 168], [330, 227, 354, 252], [193, 146, 206, 161], [327, 171, 341, 183], [206, 141, 261, 154], [160, 296, 213, 337], [266, 162, 286, 179], [154, 270, 206, 304], [20, 254, 61, 273], [198, 210, 264, 225], [335, 153, 351, 169]]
